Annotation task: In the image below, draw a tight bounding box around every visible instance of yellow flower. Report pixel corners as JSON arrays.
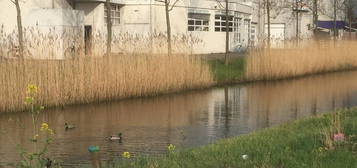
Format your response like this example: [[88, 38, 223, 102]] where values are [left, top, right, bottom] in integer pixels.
[[40, 123, 49, 131], [47, 129, 54, 135], [122, 152, 131, 159], [318, 147, 323, 152], [167, 144, 175, 152], [26, 84, 38, 94]]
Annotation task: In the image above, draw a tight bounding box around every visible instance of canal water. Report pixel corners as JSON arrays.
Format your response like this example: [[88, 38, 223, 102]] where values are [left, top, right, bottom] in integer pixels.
[[1, 70, 357, 167]]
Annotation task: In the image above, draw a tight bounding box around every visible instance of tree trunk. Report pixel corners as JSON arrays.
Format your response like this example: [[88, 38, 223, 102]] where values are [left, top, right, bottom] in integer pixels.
[[15, 0, 24, 59], [348, 0, 352, 38], [333, 0, 337, 41], [313, 0, 318, 38], [164, 0, 172, 56], [295, 0, 299, 43], [224, 0, 229, 65], [258, 0, 261, 45], [266, 0, 270, 48], [106, 0, 112, 57]]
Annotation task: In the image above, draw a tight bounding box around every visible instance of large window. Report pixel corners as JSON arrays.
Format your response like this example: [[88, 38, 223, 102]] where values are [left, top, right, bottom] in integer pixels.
[[188, 13, 210, 31], [215, 14, 233, 32], [251, 24, 256, 46], [104, 4, 121, 25], [233, 17, 241, 43]]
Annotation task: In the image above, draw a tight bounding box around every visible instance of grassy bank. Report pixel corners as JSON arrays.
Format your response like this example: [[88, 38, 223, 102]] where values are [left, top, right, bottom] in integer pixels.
[[105, 108, 357, 168], [208, 57, 245, 83], [209, 40, 357, 84]]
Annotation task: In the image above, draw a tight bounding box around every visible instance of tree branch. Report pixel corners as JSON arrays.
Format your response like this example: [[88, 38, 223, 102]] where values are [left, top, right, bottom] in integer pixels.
[[215, 0, 225, 9], [169, 0, 180, 11]]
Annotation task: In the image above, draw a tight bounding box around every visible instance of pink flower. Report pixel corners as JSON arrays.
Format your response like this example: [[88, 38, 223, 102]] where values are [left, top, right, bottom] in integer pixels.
[[333, 133, 345, 142]]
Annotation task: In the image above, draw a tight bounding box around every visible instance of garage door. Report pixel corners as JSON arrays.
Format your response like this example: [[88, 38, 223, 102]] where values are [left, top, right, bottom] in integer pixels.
[[265, 23, 285, 48]]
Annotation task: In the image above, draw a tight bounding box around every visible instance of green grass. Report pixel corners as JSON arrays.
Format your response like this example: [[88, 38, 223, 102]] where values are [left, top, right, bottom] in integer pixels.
[[104, 108, 357, 168], [208, 57, 245, 83]]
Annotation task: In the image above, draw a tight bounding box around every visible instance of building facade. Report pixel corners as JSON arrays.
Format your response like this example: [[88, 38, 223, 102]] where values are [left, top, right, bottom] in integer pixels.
[[251, 0, 348, 48], [0, 0, 256, 57]]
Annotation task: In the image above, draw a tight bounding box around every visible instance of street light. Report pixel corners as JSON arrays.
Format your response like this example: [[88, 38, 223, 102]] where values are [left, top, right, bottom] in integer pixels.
[[292, 0, 309, 42]]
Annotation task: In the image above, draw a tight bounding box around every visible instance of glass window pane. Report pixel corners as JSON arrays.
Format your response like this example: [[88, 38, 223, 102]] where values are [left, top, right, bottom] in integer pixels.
[[196, 20, 202, 25], [215, 22, 220, 26], [215, 27, 220, 32], [188, 20, 194, 25], [195, 26, 202, 31], [188, 26, 194, 31]]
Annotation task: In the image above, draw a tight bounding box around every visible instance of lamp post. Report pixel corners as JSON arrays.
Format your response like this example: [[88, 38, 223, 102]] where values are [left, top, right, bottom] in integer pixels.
[[293, 0, 308, 43]]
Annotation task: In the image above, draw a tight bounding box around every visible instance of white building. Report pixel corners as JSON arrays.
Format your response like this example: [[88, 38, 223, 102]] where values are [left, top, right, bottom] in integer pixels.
[[251, 0, 348, 48], [0, 0, 256, 57]]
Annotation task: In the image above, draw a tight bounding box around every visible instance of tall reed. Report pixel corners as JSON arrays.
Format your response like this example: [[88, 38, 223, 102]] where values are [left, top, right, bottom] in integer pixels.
[[0, 26, 213, 113], [245, 40, 357, 81]]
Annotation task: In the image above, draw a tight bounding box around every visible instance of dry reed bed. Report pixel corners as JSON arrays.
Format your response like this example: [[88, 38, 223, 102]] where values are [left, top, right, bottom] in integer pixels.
[[0, 55, 213, 113], [245, 40, 357, 81], [0, 26, 212, 113]]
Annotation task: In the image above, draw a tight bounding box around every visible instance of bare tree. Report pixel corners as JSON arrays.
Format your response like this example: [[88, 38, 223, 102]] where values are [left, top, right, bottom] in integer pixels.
[[254, 0, 290, 47], [293, 0, 308, 42], [105, 0, 112, 57], [345, 0, 356, 38], [318, 0, 346, 39], [10, 0, 24, 58], [313, 0, 319, 36], [266, 0, 271, 47], [155, 0, 180, 56]]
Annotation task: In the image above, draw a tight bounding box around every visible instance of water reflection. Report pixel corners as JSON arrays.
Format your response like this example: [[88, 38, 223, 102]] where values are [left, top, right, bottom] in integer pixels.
[[2, 71, 357, 166]]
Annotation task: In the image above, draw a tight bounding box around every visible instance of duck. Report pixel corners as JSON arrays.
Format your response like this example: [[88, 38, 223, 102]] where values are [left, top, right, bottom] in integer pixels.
[[44, 157, 52, 168], [65, 123, 75, 130], [107, 133, 122, 141]]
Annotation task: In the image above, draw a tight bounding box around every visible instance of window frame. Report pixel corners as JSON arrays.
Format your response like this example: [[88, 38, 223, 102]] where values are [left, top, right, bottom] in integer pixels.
[[104, 4, 121, 26], [187, 13, 210, 32], [214, 14, 233, 32]]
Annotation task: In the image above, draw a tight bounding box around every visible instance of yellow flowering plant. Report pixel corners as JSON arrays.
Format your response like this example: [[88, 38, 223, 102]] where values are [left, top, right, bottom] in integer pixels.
[[16, 85, 59, 168], [122, 152, 131, 159], [167, 144, 176, 153]]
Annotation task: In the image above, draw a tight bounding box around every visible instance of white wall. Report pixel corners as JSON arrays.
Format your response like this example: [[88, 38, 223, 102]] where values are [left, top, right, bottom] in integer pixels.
[[0, 0, 84, 59], [0, 0, 74, 31]]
